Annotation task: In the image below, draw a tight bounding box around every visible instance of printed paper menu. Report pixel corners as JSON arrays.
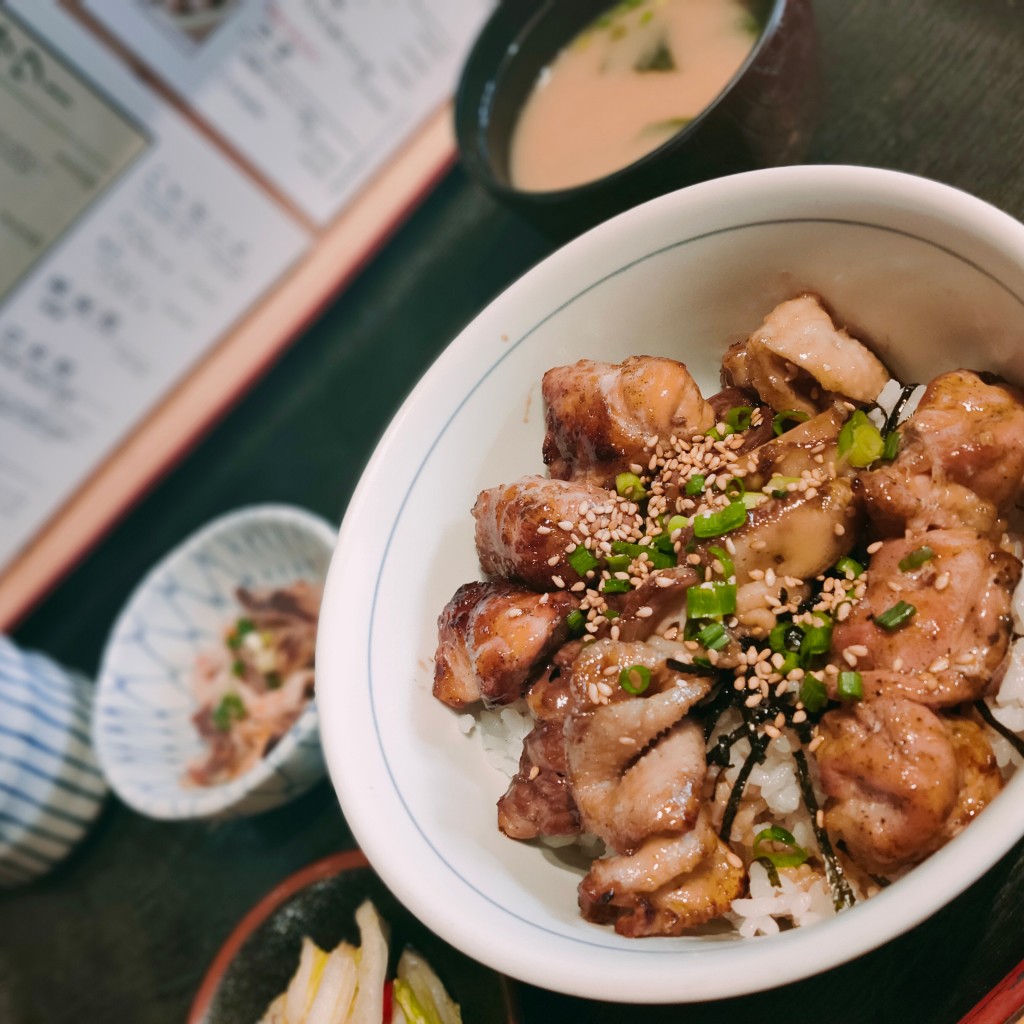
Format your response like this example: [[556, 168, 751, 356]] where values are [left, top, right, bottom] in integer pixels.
[[0, 0, 491, 585]]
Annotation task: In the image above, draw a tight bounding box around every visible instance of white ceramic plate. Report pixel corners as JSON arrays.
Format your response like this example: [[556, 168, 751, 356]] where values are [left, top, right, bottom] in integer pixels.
[[317, 166, 1024, 1003]]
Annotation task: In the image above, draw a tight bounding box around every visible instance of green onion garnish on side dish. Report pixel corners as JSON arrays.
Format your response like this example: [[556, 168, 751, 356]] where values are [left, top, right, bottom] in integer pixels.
[[213, 693, 246, 732], [615, 471, 647, 501], [692, 501, 747, 538], [799, 676, 829, 713], [724, 405, 754, 432], [898, 546, 934, 572], [835, 556, 865, 579], [837, 670, 863, 701], [753, 825, 810, 869], [565, 609, 586, 636], [707, 544, 735, 580], [567, 543, 600, 576], [697, 621, 729, 651], [619, 664, 651, 695], [837, 409, 885, 467], [685, 474, 706, 496], [875, 600, 917, 631], [227, 617, 255, 649], [772, 409, 810, 436], [600, 577, 633, 594], [686, 582, 737, 618]]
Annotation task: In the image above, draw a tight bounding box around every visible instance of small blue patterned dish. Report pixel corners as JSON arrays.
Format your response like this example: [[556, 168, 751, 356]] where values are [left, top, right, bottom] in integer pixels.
[[94, 504, 337, 820], [0, 636, 107, 887]]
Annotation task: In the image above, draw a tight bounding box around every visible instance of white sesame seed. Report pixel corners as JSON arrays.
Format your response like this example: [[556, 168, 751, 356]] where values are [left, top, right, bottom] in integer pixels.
[[765, 567, 777, 587], [842, 649, 859, 667], [848, 645, 869, 658], [506, 608, 524, 618], [551, 575, 565, 588], [764, 725, 781, 739], [570, 581, 586, 592], [893, 657, 904, 671], [528, 765, 540, 781], [635, 606, 653, 618], [655, 575, 674, 588], [929, 656, 949, 672], [935, 572, 950, 591], [597, 681, 613, 697], [619, 736, 636, 745], [536, 525, 551, 535], [816, 809, 825, 827], [834, 523, 845, 536], [610, 625, 620, 641], [558, 520, 574, 531], [809, 735, 825, 753], [867, 541, 883, 554], [745, 693, 763, 707]]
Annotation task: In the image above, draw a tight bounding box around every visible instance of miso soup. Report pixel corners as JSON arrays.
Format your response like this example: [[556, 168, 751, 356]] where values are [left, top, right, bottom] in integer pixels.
[[509, 0, 760, 192]]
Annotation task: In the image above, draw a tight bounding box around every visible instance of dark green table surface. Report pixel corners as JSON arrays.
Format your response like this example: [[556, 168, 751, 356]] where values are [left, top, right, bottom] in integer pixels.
[[5, 1, 1024, 1021]]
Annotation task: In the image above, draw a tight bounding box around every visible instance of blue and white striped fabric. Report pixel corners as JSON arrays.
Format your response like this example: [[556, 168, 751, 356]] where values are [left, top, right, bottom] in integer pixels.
[[0, 636, 107, 887]]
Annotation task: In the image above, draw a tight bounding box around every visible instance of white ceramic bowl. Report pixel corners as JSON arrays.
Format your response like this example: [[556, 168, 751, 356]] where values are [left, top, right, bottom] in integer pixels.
[[95, 504, 337, 820], [317, 166, 1024, 1003]]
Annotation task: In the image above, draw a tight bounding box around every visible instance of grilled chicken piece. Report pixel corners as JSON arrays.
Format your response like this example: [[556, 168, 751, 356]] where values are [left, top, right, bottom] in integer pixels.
[[473, 476, 614, 590], [817, 697, 959, 874], [497, 719, 580, 839], [542, 356, 715, 486], [940, 717, 1002, 844], [722, 295, 889, 416], [581, 829, 745, 937], [830, 530, 1021, 707], [734, 404, 850, 491], [566, 680, 709, 852], [433, 581, 577, 708], [861, 370, 1024, 536]]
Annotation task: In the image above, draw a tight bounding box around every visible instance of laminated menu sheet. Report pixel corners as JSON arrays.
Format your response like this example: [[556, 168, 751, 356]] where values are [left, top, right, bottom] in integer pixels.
[[0, 0, 492, 626]]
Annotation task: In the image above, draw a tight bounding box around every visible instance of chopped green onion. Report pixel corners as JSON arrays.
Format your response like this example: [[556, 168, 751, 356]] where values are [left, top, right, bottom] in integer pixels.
[[742, 492, 769, 509], [567, 543, 600, 576], [706, 424, 735, 442], [697, 622, 729, 651], [265, 671, 282, 690], [610, 539, 675, 569], [799, 676, 828, 713], [753, 825, 809, 869], [724, 477, 746, 500], [724, 405, 754, 432], [654, 532, 676, 555], [837, 670, 863, 701], [213, 693, 246, 731], [838, 410, 885, 467], [605, 553, 631, 572], [686, 582, 737, 618], [565, 609, 586, 636], [663, 514, 690, 536], [604, 608, 620, 620], [772, 409, 810, 436], [707, 544, 735, 580], [619, 664, 651, 695], [692, 501, 747, 538], [875, 600, 916, 631], [898, 546, 934, 572], [231, 659, 246, 678], [615, 471, 647, 501], [685, 474, 706, 496], [601, 577, 633, 594], [766, 475, 800, 498], [778, 651, 800, 676], [835, 556, 864, 579], [882, 430, 901, 461], [227, 617, 255, 649], [769, 622, 803, 653], [799, 613, 833, 664]]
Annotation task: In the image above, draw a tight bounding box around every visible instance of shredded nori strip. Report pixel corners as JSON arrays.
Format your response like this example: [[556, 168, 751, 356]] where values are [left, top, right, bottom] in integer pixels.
[[666, 656, 722, 678], [974, 699, 1024, 758], [707, 724, 749, 767], [793, 749, 856, 910], [719, 716, 769, 843], [883, 383, 920, 435]]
